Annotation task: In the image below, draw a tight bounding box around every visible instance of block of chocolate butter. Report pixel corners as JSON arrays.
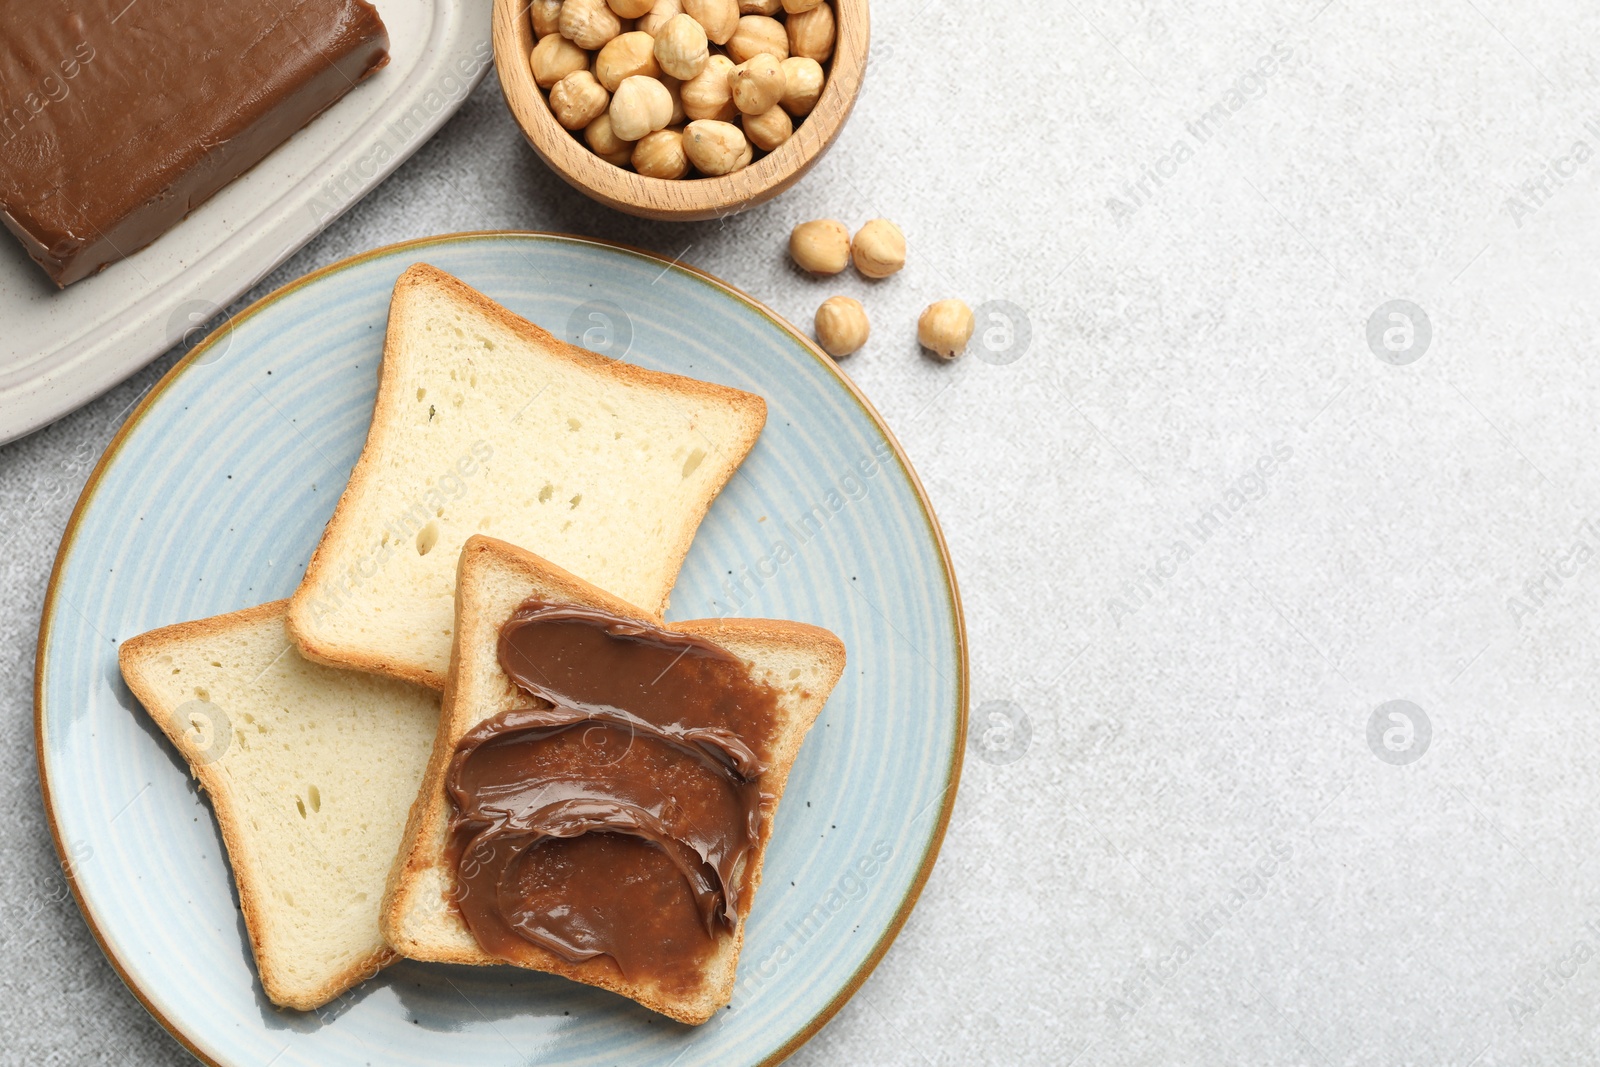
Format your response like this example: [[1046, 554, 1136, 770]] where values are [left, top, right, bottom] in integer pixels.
[[0, 0, 388, 287]]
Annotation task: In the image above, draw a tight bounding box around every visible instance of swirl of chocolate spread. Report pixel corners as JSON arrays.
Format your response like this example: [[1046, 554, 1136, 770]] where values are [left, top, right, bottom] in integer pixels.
[[446, 601, 783, 990]]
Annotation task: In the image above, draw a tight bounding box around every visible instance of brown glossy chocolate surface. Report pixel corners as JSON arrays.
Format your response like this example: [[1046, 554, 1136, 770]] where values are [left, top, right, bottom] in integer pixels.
[[0, 0, 388, 287], [447, 601, 783, 992]]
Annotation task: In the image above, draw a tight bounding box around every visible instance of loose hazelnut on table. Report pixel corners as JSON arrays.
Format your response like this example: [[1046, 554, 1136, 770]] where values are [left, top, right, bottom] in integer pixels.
[[918, 300, 975, 360], [681, 54, 737, 121], [789, 219, 850, 274], [531, 0, 565, 38], [560, 0, 624, 50], [778, 56, 824, 115], [786, 2, 834, 63], [584, 113, 636, 165], [594, 31, 661, 91], [683, 119, 751, 174], [852, 218, 905, 278], [653, 13, 710, 80], [743, 104, 792, 150], [729, 53, 784, 115], [530, 34, 588, 88], [636, 0, 683, 35], [549, 70, 611, 129], [607, 0, 658, 17], [633, 127, 690, 178], [610, 75, 674, 141], [683, 0, 739, 45], [726, 14, 789, 63], [814, 296, 869, 357]]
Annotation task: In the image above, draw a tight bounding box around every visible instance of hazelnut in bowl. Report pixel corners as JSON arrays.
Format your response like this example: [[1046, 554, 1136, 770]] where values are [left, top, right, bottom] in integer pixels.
[[494, 0, 869, 222]]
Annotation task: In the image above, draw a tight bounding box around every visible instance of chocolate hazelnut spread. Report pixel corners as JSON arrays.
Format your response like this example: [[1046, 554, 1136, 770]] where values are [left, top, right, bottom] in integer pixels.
[[0, 0, 388, 287], [446, 601, 784, 992]]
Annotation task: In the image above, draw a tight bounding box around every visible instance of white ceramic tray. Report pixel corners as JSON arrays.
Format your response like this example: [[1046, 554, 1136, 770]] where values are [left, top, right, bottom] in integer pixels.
[[0, 0, 490, 446]]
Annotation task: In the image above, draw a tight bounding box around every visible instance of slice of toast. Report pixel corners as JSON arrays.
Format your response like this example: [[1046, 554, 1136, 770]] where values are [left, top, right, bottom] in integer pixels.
[[117, 601, 440, 1011], [381, 535, 845, 1024], [286, 263, 767, 690]]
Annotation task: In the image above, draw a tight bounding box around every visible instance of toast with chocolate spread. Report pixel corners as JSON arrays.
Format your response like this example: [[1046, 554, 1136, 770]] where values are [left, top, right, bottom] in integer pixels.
[[381, 535, 845, 1024]]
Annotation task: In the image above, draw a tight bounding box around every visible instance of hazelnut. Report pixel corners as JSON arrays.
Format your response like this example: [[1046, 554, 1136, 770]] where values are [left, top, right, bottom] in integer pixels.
[[661, 73, 688, 124], [852, 218, 905, 278], [653, 13, 709, 80], [609, 75, 674, 140], [549, 70, 610, 129], [918, 300, 974, 359], [729, 53, 783, 115], [633, 127, 690, 178], [741, 0, 782, 12], [681, 54, 736, 120], [531, 0, 565, 37], [814, 296, 869, 357], [788, 219, 850, 274], [682, 0, 738, 44], [683, 119, 751, 174], [585, 113, 636, 165], [786, 2, 833, 62], [561, 0, 625, 49], [743, 104, 792, 150], [607, 0, 656, 17], [636, 0, 683, 35], [595, 31, 661, 90], [726, 14, 789, 63], [530, 33, 589, 88], [781, 0, 822, 11], [778, 56, 824, 115]]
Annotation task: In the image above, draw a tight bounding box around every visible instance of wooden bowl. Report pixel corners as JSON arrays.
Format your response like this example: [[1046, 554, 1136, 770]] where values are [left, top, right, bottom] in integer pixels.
[[493, 0, 869, 222]]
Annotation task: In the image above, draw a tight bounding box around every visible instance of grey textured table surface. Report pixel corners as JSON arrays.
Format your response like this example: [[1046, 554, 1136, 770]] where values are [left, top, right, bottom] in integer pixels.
[[8, 1, 1600, 1063]]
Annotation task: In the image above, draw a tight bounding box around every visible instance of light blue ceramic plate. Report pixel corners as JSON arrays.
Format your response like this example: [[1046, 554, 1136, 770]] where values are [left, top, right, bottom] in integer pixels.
[[35, 233, 966, 1067]]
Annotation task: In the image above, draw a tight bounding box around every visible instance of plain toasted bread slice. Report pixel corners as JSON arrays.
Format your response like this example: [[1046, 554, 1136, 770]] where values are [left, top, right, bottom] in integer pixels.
[[381, 535, 845, 1024], [117, 602, 440, 1011], [287, 263, 767, 690]]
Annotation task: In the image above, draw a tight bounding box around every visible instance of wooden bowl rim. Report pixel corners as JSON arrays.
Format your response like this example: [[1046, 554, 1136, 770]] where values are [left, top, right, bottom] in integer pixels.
[[493, 0, 869, 220]]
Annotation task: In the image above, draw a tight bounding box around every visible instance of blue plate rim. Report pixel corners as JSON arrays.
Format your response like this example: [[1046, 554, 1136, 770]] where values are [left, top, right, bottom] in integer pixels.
[[33, 230, 969, 1067]]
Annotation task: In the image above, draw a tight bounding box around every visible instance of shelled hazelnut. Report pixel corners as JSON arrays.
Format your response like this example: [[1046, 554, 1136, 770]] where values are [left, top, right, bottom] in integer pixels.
[[743, 105, 792, 150], [814, 296, 869, 357], [653, 14, 708, 80], [788, 219, 850, 274], [530, 0, 836, 178], [730, 54, 784, 115], [585, 113, 636, 164], [633, 128, 690, 177], [918, 300, 974, 359], [778, 56, 823, 115], [637, 0, 683, 35], [851, 219, 905, 278], [560, 0, 624, 50], [727, 15, 789, 63], [531, 0, 564, 38], [683, 119, 752, 174], [683, 0, 739, 44], [549, 70, 610, 129], [785, 2, 833, 62], [531, 34, 588, 88]]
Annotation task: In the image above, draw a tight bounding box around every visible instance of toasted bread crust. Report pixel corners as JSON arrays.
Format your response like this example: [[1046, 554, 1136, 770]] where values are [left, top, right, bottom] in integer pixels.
[[380, 535, 845, 1023], [118, 602, 398, 1012], [285, 263, 768, 690]]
